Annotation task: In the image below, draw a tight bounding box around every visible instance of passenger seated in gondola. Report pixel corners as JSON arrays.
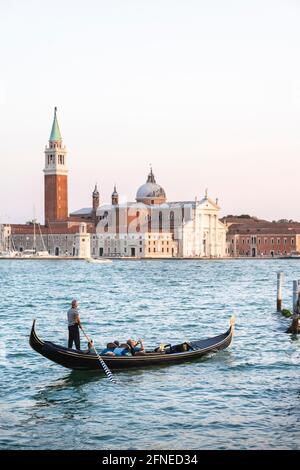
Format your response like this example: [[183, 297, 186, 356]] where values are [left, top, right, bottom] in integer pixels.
[[100, 341, 119, 356], [127, 339, 145, 356], [113, 343, 131, 356], [102, 342, 130, 357]]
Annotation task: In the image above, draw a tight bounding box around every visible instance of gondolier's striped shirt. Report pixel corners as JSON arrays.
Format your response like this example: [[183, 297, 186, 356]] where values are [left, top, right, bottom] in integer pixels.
[[67, 308, 79, 326]]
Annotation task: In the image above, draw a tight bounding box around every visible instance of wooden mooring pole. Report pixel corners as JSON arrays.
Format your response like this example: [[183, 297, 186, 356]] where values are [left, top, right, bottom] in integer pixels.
[[277, 272, 284, 312], [292, 280, 300, 313]]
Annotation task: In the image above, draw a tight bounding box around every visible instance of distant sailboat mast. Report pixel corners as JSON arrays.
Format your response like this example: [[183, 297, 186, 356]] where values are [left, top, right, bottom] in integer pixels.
[[38, 223, 47, 252], [33, 205, 37, 254]]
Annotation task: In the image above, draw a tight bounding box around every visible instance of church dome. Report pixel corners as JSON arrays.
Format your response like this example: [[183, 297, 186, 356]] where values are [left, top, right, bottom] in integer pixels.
[[136, 168, 166, 204]]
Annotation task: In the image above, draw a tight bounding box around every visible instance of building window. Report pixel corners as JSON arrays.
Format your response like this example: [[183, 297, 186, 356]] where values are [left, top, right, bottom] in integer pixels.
[[159, 211, 162, 232]]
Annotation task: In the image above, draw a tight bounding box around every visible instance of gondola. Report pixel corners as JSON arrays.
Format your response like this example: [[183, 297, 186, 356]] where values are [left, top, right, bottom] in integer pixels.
[[29, 316, 235, 371]]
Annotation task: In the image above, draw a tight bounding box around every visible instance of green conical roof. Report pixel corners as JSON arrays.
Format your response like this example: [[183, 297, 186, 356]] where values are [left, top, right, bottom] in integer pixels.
[[49, 107, 62, 142]]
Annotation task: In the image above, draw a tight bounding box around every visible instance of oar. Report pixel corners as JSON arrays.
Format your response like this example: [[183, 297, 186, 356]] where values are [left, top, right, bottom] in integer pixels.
[[79, 324, 118, 384]]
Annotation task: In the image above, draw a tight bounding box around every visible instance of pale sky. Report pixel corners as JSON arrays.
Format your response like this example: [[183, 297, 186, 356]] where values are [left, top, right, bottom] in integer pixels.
[[0, 0, 299, 224]]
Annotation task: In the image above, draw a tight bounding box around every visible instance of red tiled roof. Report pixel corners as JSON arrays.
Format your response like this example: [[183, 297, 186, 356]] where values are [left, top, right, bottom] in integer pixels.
[[228, 222, 300, 235], [10, 223, 95, 235]]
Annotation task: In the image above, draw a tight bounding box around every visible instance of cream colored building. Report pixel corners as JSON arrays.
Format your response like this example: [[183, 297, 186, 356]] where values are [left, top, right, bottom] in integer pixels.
[[94, 231, 178, 258], [93, 169, 227, 258], [75, 223, 91, 258], [0, 225, 12, 253]]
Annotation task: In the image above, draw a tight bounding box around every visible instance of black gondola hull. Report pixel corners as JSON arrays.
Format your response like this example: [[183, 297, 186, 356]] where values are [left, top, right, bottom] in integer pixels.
[[29, 319, 235, 371]]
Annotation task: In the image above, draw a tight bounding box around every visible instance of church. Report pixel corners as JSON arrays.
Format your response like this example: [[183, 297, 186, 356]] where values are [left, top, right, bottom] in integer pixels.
[[72, 168, 228, 259], [5, 109, 228, 259]]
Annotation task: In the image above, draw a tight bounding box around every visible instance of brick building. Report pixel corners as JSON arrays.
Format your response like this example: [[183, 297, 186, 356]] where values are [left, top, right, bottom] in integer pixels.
[[225, 218, 300, 257]]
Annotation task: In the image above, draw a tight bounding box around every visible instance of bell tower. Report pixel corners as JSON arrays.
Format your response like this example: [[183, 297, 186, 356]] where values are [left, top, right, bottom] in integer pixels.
[[92, 184, 100, 212], [111, 185, 119, 205], [44, 107, 68, 225]]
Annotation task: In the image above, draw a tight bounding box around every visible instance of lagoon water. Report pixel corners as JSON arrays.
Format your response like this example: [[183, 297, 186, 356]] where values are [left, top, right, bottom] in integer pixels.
[[0, 259, 299, 450]]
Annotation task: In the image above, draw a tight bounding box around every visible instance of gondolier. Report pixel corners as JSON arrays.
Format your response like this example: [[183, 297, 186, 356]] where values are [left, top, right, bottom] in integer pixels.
[[67, 299, 81, 350]]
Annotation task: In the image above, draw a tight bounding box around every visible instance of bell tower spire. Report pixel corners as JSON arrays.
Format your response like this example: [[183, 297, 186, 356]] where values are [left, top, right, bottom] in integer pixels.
[[49, 107, 62, 142], [44, 107, 68, 225]]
